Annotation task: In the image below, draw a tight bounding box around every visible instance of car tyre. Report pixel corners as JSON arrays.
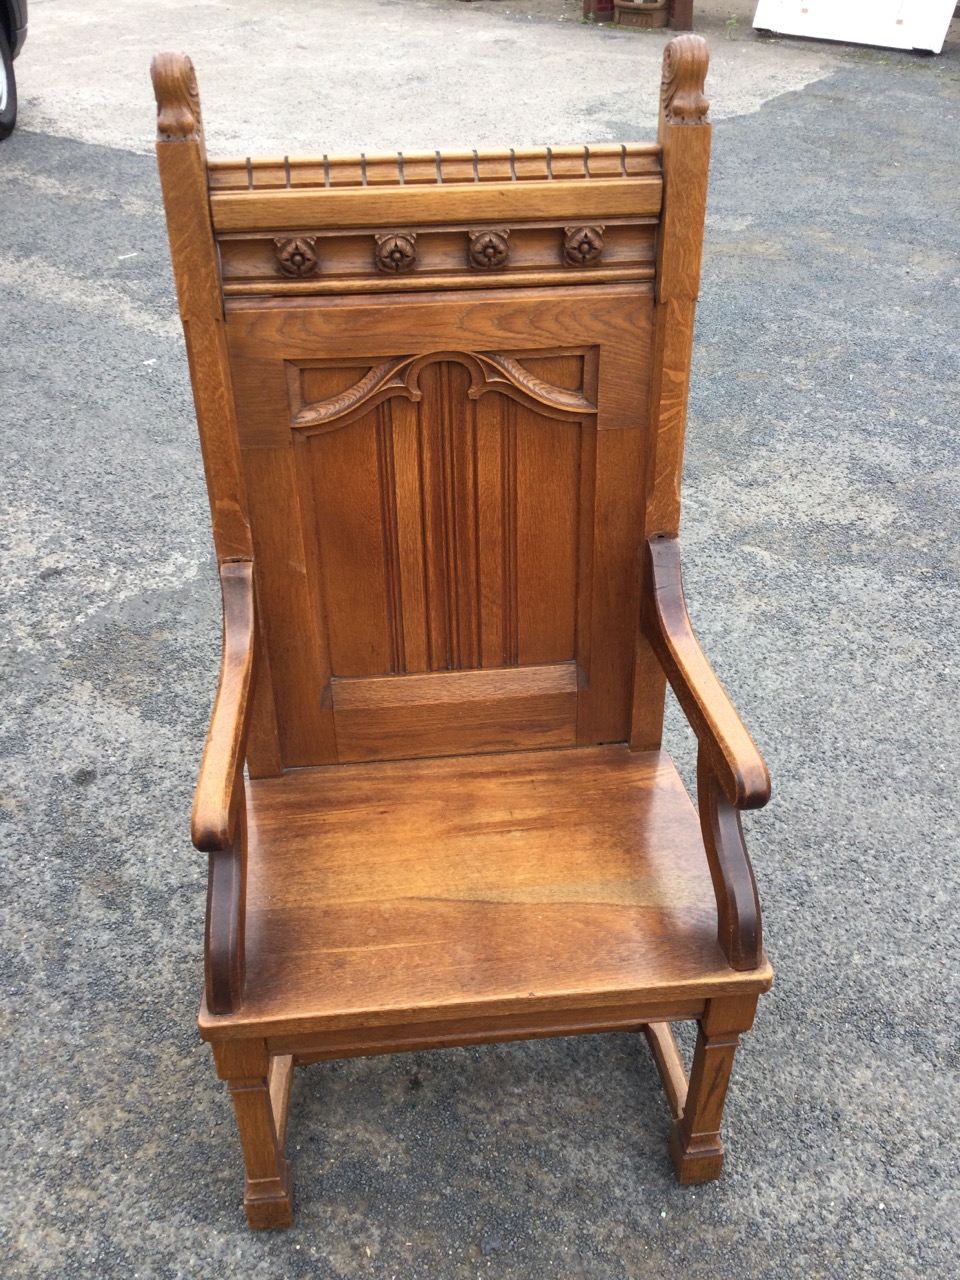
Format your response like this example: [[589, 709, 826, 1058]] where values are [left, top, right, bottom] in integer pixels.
[[0, 26, 17, 141]]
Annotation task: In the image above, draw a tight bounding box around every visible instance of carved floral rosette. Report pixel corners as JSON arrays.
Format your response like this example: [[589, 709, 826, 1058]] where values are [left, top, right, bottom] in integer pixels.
[[275, 237, 319, 278], [468, 230, 510, 271], [563, 226, 605, 267], [375, 233, 418, 274]]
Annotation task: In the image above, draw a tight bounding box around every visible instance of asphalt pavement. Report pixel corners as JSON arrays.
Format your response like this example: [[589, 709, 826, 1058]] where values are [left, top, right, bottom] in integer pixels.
[[1, 2, 959, 1277]]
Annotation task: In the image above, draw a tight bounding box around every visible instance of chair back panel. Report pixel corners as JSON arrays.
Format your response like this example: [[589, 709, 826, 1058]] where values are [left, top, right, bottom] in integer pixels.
[[225, 282, 651, 765], [152, 39, 711, 770]]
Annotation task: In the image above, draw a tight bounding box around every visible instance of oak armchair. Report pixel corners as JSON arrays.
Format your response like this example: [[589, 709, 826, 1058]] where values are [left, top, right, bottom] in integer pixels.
[[153, 34, 773, 1229]]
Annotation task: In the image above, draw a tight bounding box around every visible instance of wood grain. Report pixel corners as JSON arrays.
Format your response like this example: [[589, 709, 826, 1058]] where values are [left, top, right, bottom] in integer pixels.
[[151, 54, 252, 563], [697, 746, 763, 970], [152, 52, 284, 778], [645, 34, 711, 537], [209, 177, 662, 234], [207, 143, 661, 191], [224, 288, 651, 763], [279, 1001, 705, 1062], [198, 746, 772, 1043], [204, 831, 246, 1017], [240, 445, 337, 766], [191, 561, 256, 1015], [217, 219, 657, 297], [192, 561, 255, 852], [643, 1021, 688, 1120], [669, 993, 758, 1184], [640, 533, 767, 969], [212, 1039, 293, 1228], [642, 534, 770, 808], [331, 663, 578, 761], [575, 425, 647, 744], [660, 32, 711, 130], [225, 285, 651, 377], [267, 1053, 293, 1148], [245, 604, 284, 780]]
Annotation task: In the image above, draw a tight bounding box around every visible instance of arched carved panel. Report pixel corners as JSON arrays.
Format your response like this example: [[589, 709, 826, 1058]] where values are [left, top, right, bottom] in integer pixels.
[[290, 349, 596, 432], [302, 356, 588, 678]]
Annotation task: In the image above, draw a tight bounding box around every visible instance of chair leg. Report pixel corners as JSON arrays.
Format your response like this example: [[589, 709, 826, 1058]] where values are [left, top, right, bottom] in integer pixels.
[[212, 1040, 294, 1228], [668, 994, 758, 1184]]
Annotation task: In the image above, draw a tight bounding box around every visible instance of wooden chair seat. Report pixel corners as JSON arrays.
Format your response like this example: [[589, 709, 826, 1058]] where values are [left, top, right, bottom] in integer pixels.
[[200, 746, 772, 1049]]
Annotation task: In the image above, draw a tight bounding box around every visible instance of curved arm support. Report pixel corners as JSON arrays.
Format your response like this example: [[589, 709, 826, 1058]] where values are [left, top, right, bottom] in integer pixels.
[[642, 534, 770, 809], [697, 746, 762, 970], [205, 808, 247, 1015], [192, 561, 256, 851], [642, 533, 768, 970], [192, 560, 257, 1015]]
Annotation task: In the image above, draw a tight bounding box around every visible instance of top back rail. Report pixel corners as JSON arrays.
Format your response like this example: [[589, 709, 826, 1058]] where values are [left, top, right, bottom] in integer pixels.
[[152, 38, 712, 773], [209, 144, 661, 189], [207, 146, 662, 229]]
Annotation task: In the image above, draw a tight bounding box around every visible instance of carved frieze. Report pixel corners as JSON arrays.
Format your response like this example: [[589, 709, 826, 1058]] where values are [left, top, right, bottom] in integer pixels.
[[563, 226, 605, 267], [275, 237, 319, 277], [219, 219, 657, 295]]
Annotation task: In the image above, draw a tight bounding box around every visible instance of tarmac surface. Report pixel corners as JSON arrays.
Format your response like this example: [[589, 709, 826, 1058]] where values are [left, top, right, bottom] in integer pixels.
[[2, 2, 959, 1277]]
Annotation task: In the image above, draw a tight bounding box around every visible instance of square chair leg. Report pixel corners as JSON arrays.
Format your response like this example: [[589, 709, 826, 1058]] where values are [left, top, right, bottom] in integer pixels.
[[669, 994, 758, 1184], [213, 1040, 294, 1228]]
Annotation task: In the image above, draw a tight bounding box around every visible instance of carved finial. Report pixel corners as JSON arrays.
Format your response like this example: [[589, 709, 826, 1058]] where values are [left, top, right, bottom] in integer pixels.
[[660, 34, 710, 126], [151, 52, 203, 142]]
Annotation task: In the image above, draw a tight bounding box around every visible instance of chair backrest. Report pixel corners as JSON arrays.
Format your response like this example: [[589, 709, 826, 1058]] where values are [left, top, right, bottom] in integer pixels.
[[152, 37, 712, 773]]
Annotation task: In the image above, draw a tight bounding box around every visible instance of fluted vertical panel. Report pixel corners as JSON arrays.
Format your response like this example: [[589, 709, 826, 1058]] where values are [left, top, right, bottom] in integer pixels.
[[375, 404, 404, 673], [307, 354, 585, 679], [500, 400, 519, 667]]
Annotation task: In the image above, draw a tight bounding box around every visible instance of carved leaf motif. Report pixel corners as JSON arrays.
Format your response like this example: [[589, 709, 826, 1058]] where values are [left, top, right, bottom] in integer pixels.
[[468, 230, 510, 270], [563, 226, 605, 267], [481, 355, 595, 415], [276, 237, 319, 278], [660, 34, 710, 126], [292, 360, 410, 427], [292, 351, 595, 433], [375, 233, 418, 273], [151, 52, 203, 142]]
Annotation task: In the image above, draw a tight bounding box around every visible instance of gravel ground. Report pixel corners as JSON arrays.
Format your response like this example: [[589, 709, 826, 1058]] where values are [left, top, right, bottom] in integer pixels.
[[1, 2, 959, 1276]]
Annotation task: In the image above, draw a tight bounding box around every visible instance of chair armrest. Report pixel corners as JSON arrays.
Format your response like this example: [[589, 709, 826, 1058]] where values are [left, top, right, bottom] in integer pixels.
[[192, 561, 256, 852], [192, 560, 256, 1015], [641, 534, 769, 971], [641, 534, 770, 810]]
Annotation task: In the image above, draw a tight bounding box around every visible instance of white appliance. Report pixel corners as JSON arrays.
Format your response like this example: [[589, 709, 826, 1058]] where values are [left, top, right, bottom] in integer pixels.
[[753, 0, 957, 54]]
